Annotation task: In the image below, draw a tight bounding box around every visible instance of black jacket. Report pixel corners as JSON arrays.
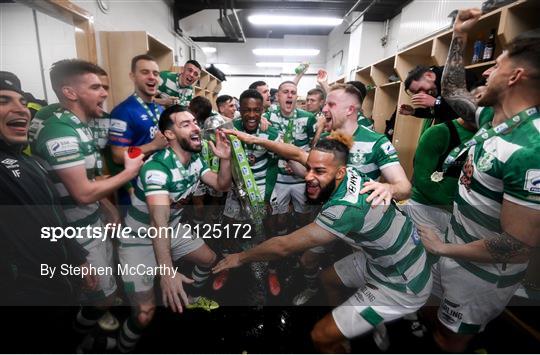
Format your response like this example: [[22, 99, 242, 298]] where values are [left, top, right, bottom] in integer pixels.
[[413, 66, 477, 124], [0, 139, 88, 305]]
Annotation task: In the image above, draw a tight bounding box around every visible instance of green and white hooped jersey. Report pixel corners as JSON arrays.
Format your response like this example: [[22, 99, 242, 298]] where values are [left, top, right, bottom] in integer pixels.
[[30, 109, 103, 229], [322, 125, 400, 181], [30, 103, 110, 151], [158, 71, 194, 106], [315, 167, 431, 295], [125, 147, 210, 234], [447, 106, 540, 287], [357, 112, 374, 130], [232, 119, 280, 200], [263, 107, 317, 183]]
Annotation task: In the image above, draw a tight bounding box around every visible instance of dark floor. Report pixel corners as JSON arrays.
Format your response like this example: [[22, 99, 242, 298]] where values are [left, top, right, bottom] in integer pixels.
[[2, 259, 539, 354]]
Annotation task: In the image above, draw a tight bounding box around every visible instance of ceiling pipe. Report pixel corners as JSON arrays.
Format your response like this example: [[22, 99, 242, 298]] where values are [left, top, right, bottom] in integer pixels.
[[343, 0, 379, 34]]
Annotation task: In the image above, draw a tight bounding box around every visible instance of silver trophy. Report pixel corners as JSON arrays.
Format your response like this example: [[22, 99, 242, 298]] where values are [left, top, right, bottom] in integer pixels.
[[201, 114, 234, 142]]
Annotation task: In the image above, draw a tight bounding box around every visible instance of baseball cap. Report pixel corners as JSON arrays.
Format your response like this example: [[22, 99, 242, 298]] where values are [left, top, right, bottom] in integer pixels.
[[0, 71, 24, 95]]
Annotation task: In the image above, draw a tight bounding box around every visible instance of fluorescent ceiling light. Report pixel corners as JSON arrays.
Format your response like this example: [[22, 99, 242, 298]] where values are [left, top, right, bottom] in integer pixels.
[[256, 62, 298, 68], [202, 46, 217, 54], [253, 48, 320, 56], [248, 15, 342, 27]]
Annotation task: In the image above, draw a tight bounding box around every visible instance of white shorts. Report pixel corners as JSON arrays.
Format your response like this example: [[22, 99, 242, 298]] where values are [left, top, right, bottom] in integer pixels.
[[223, 184, 266, 221], [81, 237, 117, 300], [118, 224, 205, 293], [77, 219, 117, 300], [401, 199, 451, 237], [332, 252, 431, 339], [269, 182, 313, 215], [434, 256, 521, 334]]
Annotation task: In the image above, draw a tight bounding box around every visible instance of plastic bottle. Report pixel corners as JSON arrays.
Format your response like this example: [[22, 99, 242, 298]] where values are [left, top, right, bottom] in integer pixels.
[[472, 40, 485, 64]]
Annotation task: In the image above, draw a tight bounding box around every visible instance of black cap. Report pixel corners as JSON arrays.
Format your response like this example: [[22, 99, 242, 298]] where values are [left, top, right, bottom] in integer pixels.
[[0, 71, 24, 95]]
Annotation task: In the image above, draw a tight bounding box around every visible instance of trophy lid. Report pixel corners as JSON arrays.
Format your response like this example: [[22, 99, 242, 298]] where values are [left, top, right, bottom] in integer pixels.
[[202, 114, 234, 141]]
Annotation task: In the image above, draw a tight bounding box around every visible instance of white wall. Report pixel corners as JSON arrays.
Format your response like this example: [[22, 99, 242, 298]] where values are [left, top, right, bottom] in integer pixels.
[[1, 3, 44, 98], [398, 0, 482, 48], [325, 19, 351, 82], [1, 1, 204, 101], [0, 3, 77, 101], [346, 0, 484, 72], [72, 0, 198, 67], [36, 11, 78, 101]]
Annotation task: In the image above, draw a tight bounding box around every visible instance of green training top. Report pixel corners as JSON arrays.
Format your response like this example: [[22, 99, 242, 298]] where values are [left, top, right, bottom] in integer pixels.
[[411, 120, 475, 209]]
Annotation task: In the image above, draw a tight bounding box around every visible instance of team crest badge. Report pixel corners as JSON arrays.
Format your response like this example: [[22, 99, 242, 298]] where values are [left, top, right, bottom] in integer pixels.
[[349, 152, 365, 165], [477, 152, 495, 172]]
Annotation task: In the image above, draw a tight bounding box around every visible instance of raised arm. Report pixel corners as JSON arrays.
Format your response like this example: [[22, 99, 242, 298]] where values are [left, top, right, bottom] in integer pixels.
[[223, 128, 309, 166], [441, 8, 482, 122]]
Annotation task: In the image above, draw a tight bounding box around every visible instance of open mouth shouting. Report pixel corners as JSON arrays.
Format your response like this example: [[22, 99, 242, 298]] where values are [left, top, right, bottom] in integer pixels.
[[284, 99, 294, 111], [190, 132, 201, 145], [5, 117, 29, 135], [244, 118, 258, 131], [306, 180, 320, 198], [145, 81, 157, 94]]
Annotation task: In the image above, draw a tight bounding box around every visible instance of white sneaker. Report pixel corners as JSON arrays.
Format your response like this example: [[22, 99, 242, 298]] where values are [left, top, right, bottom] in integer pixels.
[[372, 324, 390, 352], [292, 288, 318, 306]]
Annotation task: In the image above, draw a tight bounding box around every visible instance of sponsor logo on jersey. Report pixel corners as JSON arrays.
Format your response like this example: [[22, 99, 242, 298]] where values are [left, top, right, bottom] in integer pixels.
[[109, 119, 127, 133], [46, 137, 79, 157], [360, 286, 376, 302], [145, 170, 168, 186], [141, 114, 149, 121], [381, 141, 396, 156], [342, 168, 361, 204], [524, 169, 540, 194]]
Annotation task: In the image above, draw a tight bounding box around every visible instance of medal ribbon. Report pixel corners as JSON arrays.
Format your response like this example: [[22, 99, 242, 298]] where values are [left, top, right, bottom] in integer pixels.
[[202, 140, 220, 172], [443, 106, 539, 173], [133, 93, 161, 126], [228, 133, 266, 231]]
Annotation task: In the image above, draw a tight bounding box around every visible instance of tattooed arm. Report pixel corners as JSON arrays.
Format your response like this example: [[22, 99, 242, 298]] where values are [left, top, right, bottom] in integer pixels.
[[419, 198, 538, 263], [441, 8, 483, 123]]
